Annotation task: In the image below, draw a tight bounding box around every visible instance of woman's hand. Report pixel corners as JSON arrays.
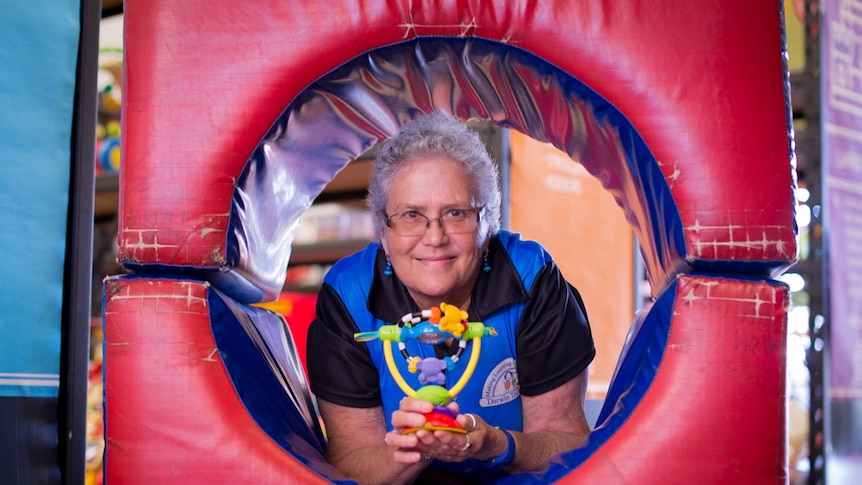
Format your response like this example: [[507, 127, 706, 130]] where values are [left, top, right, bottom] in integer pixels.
[[385, 398, 501, 464], [316, 398, 434, 485]]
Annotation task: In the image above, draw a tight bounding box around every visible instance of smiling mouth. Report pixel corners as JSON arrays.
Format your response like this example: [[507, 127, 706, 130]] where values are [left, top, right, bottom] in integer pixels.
[[417, 256, 454, 264]]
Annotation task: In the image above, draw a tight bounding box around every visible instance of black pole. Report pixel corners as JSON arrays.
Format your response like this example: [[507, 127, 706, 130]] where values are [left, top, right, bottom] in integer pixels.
[[800, 0, 825, 483], [60, 0, 101, 482]]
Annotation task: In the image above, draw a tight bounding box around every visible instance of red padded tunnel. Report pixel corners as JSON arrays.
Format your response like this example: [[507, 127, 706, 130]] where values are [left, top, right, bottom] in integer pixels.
[[105, 1, 797, 483]]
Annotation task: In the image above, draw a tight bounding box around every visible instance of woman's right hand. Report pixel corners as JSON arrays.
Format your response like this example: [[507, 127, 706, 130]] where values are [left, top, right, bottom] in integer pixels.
[[385, 397, 437, 463]]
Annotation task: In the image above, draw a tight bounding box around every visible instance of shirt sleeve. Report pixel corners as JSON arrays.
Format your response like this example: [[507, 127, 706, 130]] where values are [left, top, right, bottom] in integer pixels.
[[306, 283, 383, 408], [514, 261, 596, 397]]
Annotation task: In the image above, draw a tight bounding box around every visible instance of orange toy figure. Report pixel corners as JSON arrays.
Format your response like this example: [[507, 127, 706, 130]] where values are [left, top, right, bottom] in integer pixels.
[[432, 302, 469, 338]]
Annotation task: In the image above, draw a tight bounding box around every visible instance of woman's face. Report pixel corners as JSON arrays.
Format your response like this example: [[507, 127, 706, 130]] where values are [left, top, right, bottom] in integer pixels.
[[380, 155, 485, 310]]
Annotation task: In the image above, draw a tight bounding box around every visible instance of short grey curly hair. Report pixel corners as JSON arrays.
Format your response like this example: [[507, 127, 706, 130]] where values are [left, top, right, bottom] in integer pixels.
[[366, 112, 502, 241]]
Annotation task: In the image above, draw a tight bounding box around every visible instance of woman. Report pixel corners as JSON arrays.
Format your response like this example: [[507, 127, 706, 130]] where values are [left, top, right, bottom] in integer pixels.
[[306, 112, 595, 484]]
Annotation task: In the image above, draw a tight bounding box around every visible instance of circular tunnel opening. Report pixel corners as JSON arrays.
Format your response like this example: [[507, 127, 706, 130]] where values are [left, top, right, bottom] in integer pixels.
[[227, 36, 682, 481]]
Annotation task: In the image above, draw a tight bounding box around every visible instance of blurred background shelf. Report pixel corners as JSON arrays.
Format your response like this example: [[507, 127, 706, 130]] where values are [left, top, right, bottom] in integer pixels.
[[290, 238, 371, 266], [94, 173, 119, 218]]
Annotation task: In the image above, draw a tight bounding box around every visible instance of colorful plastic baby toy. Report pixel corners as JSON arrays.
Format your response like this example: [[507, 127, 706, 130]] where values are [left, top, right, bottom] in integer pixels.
[[354, 302, 496, 434]]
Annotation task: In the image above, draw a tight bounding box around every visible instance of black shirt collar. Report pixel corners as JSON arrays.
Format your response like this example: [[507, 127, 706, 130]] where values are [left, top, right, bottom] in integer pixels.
[[367, 235, 528, 324]]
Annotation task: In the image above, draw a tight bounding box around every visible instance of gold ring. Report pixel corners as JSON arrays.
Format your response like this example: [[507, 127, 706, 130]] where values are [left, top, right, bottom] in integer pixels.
[[459, 432, 472, 452], [466, 413, 477, 431]]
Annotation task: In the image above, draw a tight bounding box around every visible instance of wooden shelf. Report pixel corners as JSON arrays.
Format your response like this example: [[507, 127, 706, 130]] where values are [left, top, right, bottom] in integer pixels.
[[94, 173, 119, 218], [289, 238, 370, 266]]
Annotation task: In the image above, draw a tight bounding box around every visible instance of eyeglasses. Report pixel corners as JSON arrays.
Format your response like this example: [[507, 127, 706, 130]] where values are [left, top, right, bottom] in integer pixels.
[[384, 207, 484, 236]]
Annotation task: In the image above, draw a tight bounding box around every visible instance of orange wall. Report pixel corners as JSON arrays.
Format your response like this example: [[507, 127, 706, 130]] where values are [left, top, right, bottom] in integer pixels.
[[508, 131, 635, 399]]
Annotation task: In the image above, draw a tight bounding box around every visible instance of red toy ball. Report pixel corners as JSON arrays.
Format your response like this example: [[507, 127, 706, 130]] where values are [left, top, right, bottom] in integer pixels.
[[402, 407, 465, 435]]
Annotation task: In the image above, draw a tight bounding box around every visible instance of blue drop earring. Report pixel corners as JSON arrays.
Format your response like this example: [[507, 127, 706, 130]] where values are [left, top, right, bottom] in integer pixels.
[[384, 254, 393, 275], [482, 250, 491, 273]]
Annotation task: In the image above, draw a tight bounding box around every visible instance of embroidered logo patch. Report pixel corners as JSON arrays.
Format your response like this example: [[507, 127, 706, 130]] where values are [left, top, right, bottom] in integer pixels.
[[479, 357, 519, 407]]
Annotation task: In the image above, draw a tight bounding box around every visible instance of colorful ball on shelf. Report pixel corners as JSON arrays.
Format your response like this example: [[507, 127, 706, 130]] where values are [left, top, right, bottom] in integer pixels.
[[105, 120, 121, 138], [98, 137, 121, 172]]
